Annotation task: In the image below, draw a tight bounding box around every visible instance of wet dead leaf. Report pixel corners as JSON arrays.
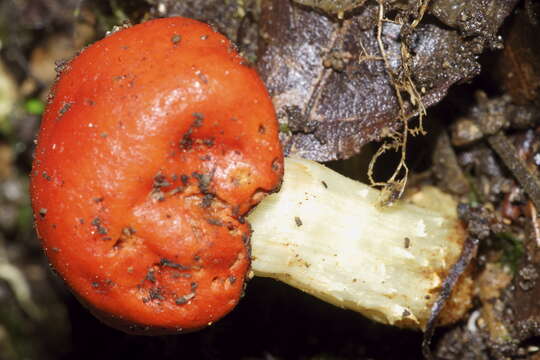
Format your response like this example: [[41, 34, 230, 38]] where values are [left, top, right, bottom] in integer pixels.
[[258, 0, 517, 161], [148, 0, 260, 61], [494, 7, 540, 105], [292, 0, 367, 16], [430, 0, 516, 44]]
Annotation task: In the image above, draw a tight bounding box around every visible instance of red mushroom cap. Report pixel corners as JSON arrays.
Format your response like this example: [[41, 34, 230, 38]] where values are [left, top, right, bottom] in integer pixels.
[[30, 17, 283, 334]]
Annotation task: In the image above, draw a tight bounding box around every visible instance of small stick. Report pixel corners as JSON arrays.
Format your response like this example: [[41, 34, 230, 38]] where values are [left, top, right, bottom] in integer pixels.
[[530, 201, 540, 247], [485, 133, 540, 211]]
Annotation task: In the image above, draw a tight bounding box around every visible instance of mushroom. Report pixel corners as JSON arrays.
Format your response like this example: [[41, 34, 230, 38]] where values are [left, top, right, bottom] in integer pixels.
[[249, 158, 472, 329], [30, 17, 471, 334]]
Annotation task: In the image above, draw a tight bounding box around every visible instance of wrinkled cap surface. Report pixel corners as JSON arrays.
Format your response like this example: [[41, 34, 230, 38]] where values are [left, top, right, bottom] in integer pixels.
[[30, 17, 283, 334]]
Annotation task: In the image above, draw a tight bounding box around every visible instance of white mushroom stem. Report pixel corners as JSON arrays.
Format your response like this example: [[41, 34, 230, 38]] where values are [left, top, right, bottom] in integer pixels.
[[247, 157, 472, 330]]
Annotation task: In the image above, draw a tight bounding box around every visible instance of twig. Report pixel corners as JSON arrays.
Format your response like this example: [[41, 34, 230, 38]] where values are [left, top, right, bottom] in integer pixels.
[[485, 133, 540, 211], [422, 235, 479, 360], [530, 201, 540, 247], [471, 92, 540, 211]]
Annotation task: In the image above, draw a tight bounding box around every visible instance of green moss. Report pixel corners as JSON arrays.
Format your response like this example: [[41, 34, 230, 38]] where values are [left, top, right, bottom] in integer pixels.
[[496, 232, 524, 274], [17, 205, 33, 232], [465, 173, 482, 205], [24, 98, 44, 116]]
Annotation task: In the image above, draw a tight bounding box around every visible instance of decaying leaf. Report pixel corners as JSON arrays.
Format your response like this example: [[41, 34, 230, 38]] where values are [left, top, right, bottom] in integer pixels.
[[292, 0, 367, 16], [430, 0, 516, 44], [258, 0, 518, 162], [493, 7, 540, 105], [148, 0, 260, 61]]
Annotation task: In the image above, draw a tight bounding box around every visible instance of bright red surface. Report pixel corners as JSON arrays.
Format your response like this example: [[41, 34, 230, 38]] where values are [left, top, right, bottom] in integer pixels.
[[30, 17, 283, 334]]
